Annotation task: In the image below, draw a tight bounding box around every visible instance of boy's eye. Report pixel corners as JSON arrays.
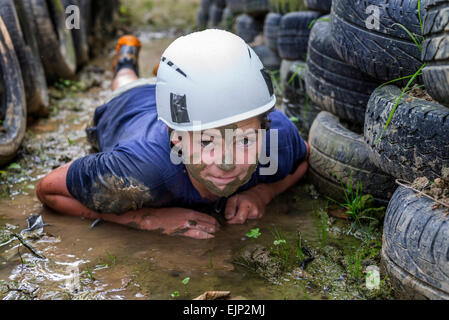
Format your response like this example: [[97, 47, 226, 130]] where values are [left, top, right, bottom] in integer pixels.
[[238, 137, 254, 147], [201, 141, 213, 148]]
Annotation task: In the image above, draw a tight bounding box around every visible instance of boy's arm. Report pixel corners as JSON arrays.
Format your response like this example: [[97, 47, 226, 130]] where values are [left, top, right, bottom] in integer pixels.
[[225, 142, 310, 224], [36, 162, 219, 239]]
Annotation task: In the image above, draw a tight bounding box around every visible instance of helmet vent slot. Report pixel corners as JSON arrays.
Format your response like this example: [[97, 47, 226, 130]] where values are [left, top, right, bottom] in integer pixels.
[[260, 69, 274, 97], [161, 56, 187, 78]]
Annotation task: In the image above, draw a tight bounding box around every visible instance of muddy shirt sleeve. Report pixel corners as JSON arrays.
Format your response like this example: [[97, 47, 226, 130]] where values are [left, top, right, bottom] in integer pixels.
[[65, 145, 168, 214]]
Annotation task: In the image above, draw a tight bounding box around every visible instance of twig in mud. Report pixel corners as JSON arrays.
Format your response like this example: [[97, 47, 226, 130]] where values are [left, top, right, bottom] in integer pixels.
[[12, 234, 45, 260], [395, 179, 449, 215], [17, 246, 25, 274]]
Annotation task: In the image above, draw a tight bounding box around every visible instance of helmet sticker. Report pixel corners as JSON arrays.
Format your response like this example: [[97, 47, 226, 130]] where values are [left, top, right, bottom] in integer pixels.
[[260, 69, 274, 97], [170, 93, 190, 123]]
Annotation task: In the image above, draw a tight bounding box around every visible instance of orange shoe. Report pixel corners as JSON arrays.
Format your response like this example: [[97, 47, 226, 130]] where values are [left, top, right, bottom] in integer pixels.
[[113, 35, 142, 75]]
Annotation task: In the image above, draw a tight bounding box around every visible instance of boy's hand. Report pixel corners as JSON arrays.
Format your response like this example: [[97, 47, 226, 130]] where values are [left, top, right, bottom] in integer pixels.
[[143, 208, 220, 239], [225, 187, 272, 225]]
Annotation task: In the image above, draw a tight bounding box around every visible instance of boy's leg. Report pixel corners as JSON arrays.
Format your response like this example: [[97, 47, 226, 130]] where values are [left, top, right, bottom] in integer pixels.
[[112, 35, 141, 91]]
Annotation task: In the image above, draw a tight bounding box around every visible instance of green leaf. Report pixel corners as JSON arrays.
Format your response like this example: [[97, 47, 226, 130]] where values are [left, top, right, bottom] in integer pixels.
[[375, 63, 426, 143], [273, 239, 287, 246], [246, 228, 261, 239], [289, 116, 299, 123], [391, 23, 422, 52], [8, 163, 21, 170], [171, 291, 179, 298], [182, 277, 190, 285], [67, 138, 75, 145], [26, 185, 35, 190]]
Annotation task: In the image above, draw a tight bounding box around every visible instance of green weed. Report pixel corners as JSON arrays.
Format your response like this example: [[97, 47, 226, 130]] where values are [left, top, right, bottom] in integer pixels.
[[268, 70, 283, 97], [327, 175, 385, 234], [308, 17, 330, 30], [319, 211, 328, 248], [376, 1, 425, 141], [246, 228, 261, 239]]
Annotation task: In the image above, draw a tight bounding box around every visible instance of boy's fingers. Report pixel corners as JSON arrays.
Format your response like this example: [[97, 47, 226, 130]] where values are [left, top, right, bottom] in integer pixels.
[[248, 208, 260, 220], [190, 221, 218, 234], [225, 197, 238, 220], [183, 229, 214, 240], [192, 213, 220, 228], [228, 204, 250, 225]]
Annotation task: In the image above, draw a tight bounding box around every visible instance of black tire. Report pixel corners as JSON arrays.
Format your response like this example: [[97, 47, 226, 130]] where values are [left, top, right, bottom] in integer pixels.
[[281, 59, 301, 95], [62, 0, 89, 68], [305, 18, 380, 124], [382, 186, 449, 300], [0, 17, 27, 166], [330, 0, 424, 83], [244, 0, 270, 15], [1, 0, 48, 117], [252, 45, 281, 71], [89, 0, 119, 57], [304, 0, 332, 12], [282, 99, 321, 141], [235, 14, 262, 43], [215, 0, 227, 9], [364, 85, 449, 182], [24, 0, 76, 82], [201, 0, 213, 10], [269, 0, 307, 14], [221, 7, 236, 31], [422, 0, 449, 107], [208, 4, 224, 27], [227, 0, 245, 13], [197, 7, 209, 30], [277, 11, 322, 60], [308, 111, 396, 205], [263, 12, 282, 52]]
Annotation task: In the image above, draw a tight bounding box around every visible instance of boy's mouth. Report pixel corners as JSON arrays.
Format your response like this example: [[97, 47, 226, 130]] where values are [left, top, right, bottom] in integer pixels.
[[208, 175, 238, 186]]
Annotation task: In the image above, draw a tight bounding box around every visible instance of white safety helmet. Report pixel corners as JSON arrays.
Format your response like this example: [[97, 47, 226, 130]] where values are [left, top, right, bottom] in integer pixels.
[[156, 29, 276, 131]]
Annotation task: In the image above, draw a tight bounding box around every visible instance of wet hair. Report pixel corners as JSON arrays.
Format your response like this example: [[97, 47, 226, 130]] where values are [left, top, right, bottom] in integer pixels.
[[259, 108, 274, 131]]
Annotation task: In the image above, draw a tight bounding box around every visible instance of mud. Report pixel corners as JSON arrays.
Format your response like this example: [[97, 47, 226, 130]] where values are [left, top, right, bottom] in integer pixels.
[[91, 175, 152, 214], [406, 85, 437, 103], [410, 169, 449, 210]]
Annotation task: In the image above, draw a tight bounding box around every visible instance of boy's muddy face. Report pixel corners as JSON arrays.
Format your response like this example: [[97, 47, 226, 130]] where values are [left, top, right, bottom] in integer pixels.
[[172, 117, 262, 198]]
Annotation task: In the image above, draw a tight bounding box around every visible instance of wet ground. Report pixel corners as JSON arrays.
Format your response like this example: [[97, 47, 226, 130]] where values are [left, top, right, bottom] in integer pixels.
[[0, 31, 394, 300]]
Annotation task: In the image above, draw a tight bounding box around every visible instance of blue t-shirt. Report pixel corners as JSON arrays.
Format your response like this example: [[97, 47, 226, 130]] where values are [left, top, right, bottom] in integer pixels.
[[66, 84, 307, 214]]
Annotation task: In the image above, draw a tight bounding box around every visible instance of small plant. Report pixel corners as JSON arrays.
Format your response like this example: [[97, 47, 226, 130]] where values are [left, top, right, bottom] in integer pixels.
[[8, 163, 21, 171], [328, 174, 385, 234], [319, 211, 328, 249], [246, 228, 261, 239], [268, 70, 283, 97], [346, 247, 365, 281], [182, 277, 190, 285], [105, 250, 116, 265], [171, 291, 180, 298], [272, 228, 289, 264]]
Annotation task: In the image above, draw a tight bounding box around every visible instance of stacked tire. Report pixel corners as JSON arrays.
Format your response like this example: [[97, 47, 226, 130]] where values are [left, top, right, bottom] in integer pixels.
[[319, 0, 449, 299], [422, 0, 449, 107], [276, 11, 323, 141], [0, 0, 119, 167], [304, 17, 393, 203], [330, 0, 424, 83], [0, 14, 27, 166]]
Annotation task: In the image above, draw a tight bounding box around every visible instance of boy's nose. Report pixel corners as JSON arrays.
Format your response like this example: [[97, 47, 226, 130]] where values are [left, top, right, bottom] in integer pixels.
[[218, 163, 236, 172]]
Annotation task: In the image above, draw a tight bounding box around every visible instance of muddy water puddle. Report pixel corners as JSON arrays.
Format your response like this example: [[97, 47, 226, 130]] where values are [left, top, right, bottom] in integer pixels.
[[0, 33, 392, 300]]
